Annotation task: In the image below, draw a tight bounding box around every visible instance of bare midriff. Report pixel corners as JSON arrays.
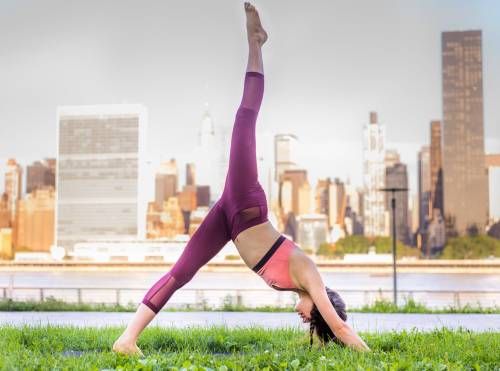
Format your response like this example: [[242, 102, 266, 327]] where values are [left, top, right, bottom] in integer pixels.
[[233, 220, 282, 268]]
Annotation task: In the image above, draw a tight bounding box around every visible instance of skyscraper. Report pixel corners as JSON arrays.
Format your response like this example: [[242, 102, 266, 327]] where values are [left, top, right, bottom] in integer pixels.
[[442, 30, 489, 234], [298, 181, 312, 215], [315, 178, 330, 217], [186, 163, 196, 186], [385, 163, 409, 244], [418, 146, 431, 230], [485, 154, 500, 221], [384, 149, 401, 169], [56, 104, 147, 254], [344, 181, 364, 236], [430, 120, 443, 216], [5, 159, 22, 222], [363, 112, 387, 237], [0, 228, 13, 260], [0, 194, 9, 228], [296, 214, 328, 252], [274, 134, 298, 182], [15, 188, 55, 252], [280, 169, 308, 216], [328, 178, 346, 228], [155, 159, 178, 210], [409, 193, 419, 240], [26, 158, 56, 194], [344, 180, 362, 217], [196, 185, 210, 207], [195, 104, 227, 203]]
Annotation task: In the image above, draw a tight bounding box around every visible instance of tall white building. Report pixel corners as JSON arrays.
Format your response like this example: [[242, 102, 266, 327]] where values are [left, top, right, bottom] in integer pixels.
[[274, 134, 298, 182], [363, 112, 387, 237], [195, 104, 228, 203], [56, 104, 148, 254]]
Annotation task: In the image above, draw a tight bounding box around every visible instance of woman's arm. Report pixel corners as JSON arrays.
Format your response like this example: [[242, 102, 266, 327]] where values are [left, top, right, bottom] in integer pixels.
[[290, 253, 370, 351]]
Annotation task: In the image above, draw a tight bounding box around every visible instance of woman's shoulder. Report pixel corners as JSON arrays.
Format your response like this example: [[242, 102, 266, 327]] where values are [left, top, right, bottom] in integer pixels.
[[289, 244, 314, 266], [289, 246, 318, 290]]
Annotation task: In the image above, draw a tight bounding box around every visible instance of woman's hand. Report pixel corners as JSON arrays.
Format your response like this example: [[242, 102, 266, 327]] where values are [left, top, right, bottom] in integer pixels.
[[290, 253, 370, 351]]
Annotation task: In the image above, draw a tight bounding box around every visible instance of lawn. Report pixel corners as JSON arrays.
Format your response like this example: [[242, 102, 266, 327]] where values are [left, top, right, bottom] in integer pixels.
[[0, 326, 498, 370]]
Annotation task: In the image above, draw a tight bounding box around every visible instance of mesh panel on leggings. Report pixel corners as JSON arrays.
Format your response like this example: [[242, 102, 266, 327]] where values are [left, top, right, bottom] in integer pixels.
[[142, 273, 182, 313], [239, 206, 261, 223], [240, 72, 264, 112]]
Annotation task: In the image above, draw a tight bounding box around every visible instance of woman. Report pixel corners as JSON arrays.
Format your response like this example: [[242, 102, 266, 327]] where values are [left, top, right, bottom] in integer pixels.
[[113, 2, 369, 354]]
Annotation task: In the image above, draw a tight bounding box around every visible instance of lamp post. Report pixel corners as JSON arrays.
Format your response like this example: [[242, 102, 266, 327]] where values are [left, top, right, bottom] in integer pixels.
[[378, 187, 408, 306]]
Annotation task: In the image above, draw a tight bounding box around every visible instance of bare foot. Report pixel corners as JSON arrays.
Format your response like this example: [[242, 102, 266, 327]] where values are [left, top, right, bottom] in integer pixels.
[[244, 2, 268, 46], [112, 336, 144, 357]]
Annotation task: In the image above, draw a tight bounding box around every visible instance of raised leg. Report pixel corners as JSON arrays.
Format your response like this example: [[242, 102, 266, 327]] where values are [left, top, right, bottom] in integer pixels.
[[223, 3, 268, 196]]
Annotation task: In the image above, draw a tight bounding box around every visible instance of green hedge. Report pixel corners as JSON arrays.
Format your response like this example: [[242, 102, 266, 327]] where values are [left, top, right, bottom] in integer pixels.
[[318, 236, 419, 258], [440, 235, 500, 259]]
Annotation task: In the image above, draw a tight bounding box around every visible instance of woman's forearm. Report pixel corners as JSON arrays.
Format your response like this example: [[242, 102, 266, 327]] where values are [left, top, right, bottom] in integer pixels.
[[333, 322, 370, 351]]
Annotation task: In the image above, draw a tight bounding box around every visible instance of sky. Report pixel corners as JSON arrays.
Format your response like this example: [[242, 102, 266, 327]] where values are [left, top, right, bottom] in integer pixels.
[[1, 0, 499, 215]]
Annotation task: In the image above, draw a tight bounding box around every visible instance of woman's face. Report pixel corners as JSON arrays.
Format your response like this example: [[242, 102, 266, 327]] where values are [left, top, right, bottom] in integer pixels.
[[295, 292, 314, 323]]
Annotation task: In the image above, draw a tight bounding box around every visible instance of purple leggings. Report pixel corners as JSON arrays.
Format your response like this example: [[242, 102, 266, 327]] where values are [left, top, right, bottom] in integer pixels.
[[142, 72, 267, 313]]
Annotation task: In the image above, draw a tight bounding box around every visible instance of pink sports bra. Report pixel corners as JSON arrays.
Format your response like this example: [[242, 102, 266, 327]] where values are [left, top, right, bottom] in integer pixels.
[[252, 235, 298, 291]]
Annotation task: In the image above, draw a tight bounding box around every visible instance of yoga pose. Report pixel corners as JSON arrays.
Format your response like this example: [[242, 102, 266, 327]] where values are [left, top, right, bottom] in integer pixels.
[[113, 2, 369, 354]]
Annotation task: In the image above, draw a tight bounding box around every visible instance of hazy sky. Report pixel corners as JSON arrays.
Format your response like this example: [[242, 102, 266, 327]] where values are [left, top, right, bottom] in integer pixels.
[[1, 0, 499, 213]]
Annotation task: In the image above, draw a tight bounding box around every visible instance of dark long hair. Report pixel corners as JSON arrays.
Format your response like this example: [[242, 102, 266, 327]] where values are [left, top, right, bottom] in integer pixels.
[[309, 287, 347, 346]]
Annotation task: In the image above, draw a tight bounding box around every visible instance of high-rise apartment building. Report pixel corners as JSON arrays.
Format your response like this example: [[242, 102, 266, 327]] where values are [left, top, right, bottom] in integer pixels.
[[280, 169, 308, 216], [363, 112, 387, 237], [418, 146, 431, 229], [195, 104, 227, 203], [485, 154, 500, 221], [442, 30, 489, 234], [298, 182, 312, 215], [296, 214, 328, 252], [384, 149, 400, 169], [430, 120, 444, 216], [280, 180, 293, 216], [385, 163, 409, 243], [274, 134, 298, 182], [5, 159, 23, 221], [186, 163, 196, 186], [196, 185, 210, 207], [328, 178, 346, 228], [409, 194, 419, 238], [155, 159, 178, 210], [0, 194, 9, 228], [56, 105, 147, 254], [315, 178, 330, 217], [0, 228, 13, 259], [26, 159, 56, 194], [15, 188, 55, 252]]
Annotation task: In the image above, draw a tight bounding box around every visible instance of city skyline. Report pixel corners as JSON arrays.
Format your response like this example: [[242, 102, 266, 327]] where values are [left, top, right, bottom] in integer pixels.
[[1, 0, 500, 216]]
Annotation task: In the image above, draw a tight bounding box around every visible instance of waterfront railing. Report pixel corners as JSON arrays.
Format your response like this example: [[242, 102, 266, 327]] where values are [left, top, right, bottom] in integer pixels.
[[1, 285, 498, 309]]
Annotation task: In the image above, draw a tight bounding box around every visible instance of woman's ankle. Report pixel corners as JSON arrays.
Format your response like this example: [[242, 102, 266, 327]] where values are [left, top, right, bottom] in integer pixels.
[[118, 332, 137, 344]]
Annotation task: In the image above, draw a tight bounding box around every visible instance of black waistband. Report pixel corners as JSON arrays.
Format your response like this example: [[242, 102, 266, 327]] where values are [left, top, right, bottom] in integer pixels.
[[252, 235, 286, 273]]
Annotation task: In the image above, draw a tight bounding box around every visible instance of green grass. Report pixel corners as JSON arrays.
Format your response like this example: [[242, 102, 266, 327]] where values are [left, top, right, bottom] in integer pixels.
[[0, 326, 498, 370], [1, 297, 499, 314], [356, 298, 500, 314]]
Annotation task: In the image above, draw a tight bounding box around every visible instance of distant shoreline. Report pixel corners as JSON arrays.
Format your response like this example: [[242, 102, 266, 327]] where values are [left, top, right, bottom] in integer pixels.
[[1, 259, 499, 273]]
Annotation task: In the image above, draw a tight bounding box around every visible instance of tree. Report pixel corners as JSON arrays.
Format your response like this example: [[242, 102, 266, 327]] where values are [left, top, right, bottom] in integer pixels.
[[440, 235, 500, 259]]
